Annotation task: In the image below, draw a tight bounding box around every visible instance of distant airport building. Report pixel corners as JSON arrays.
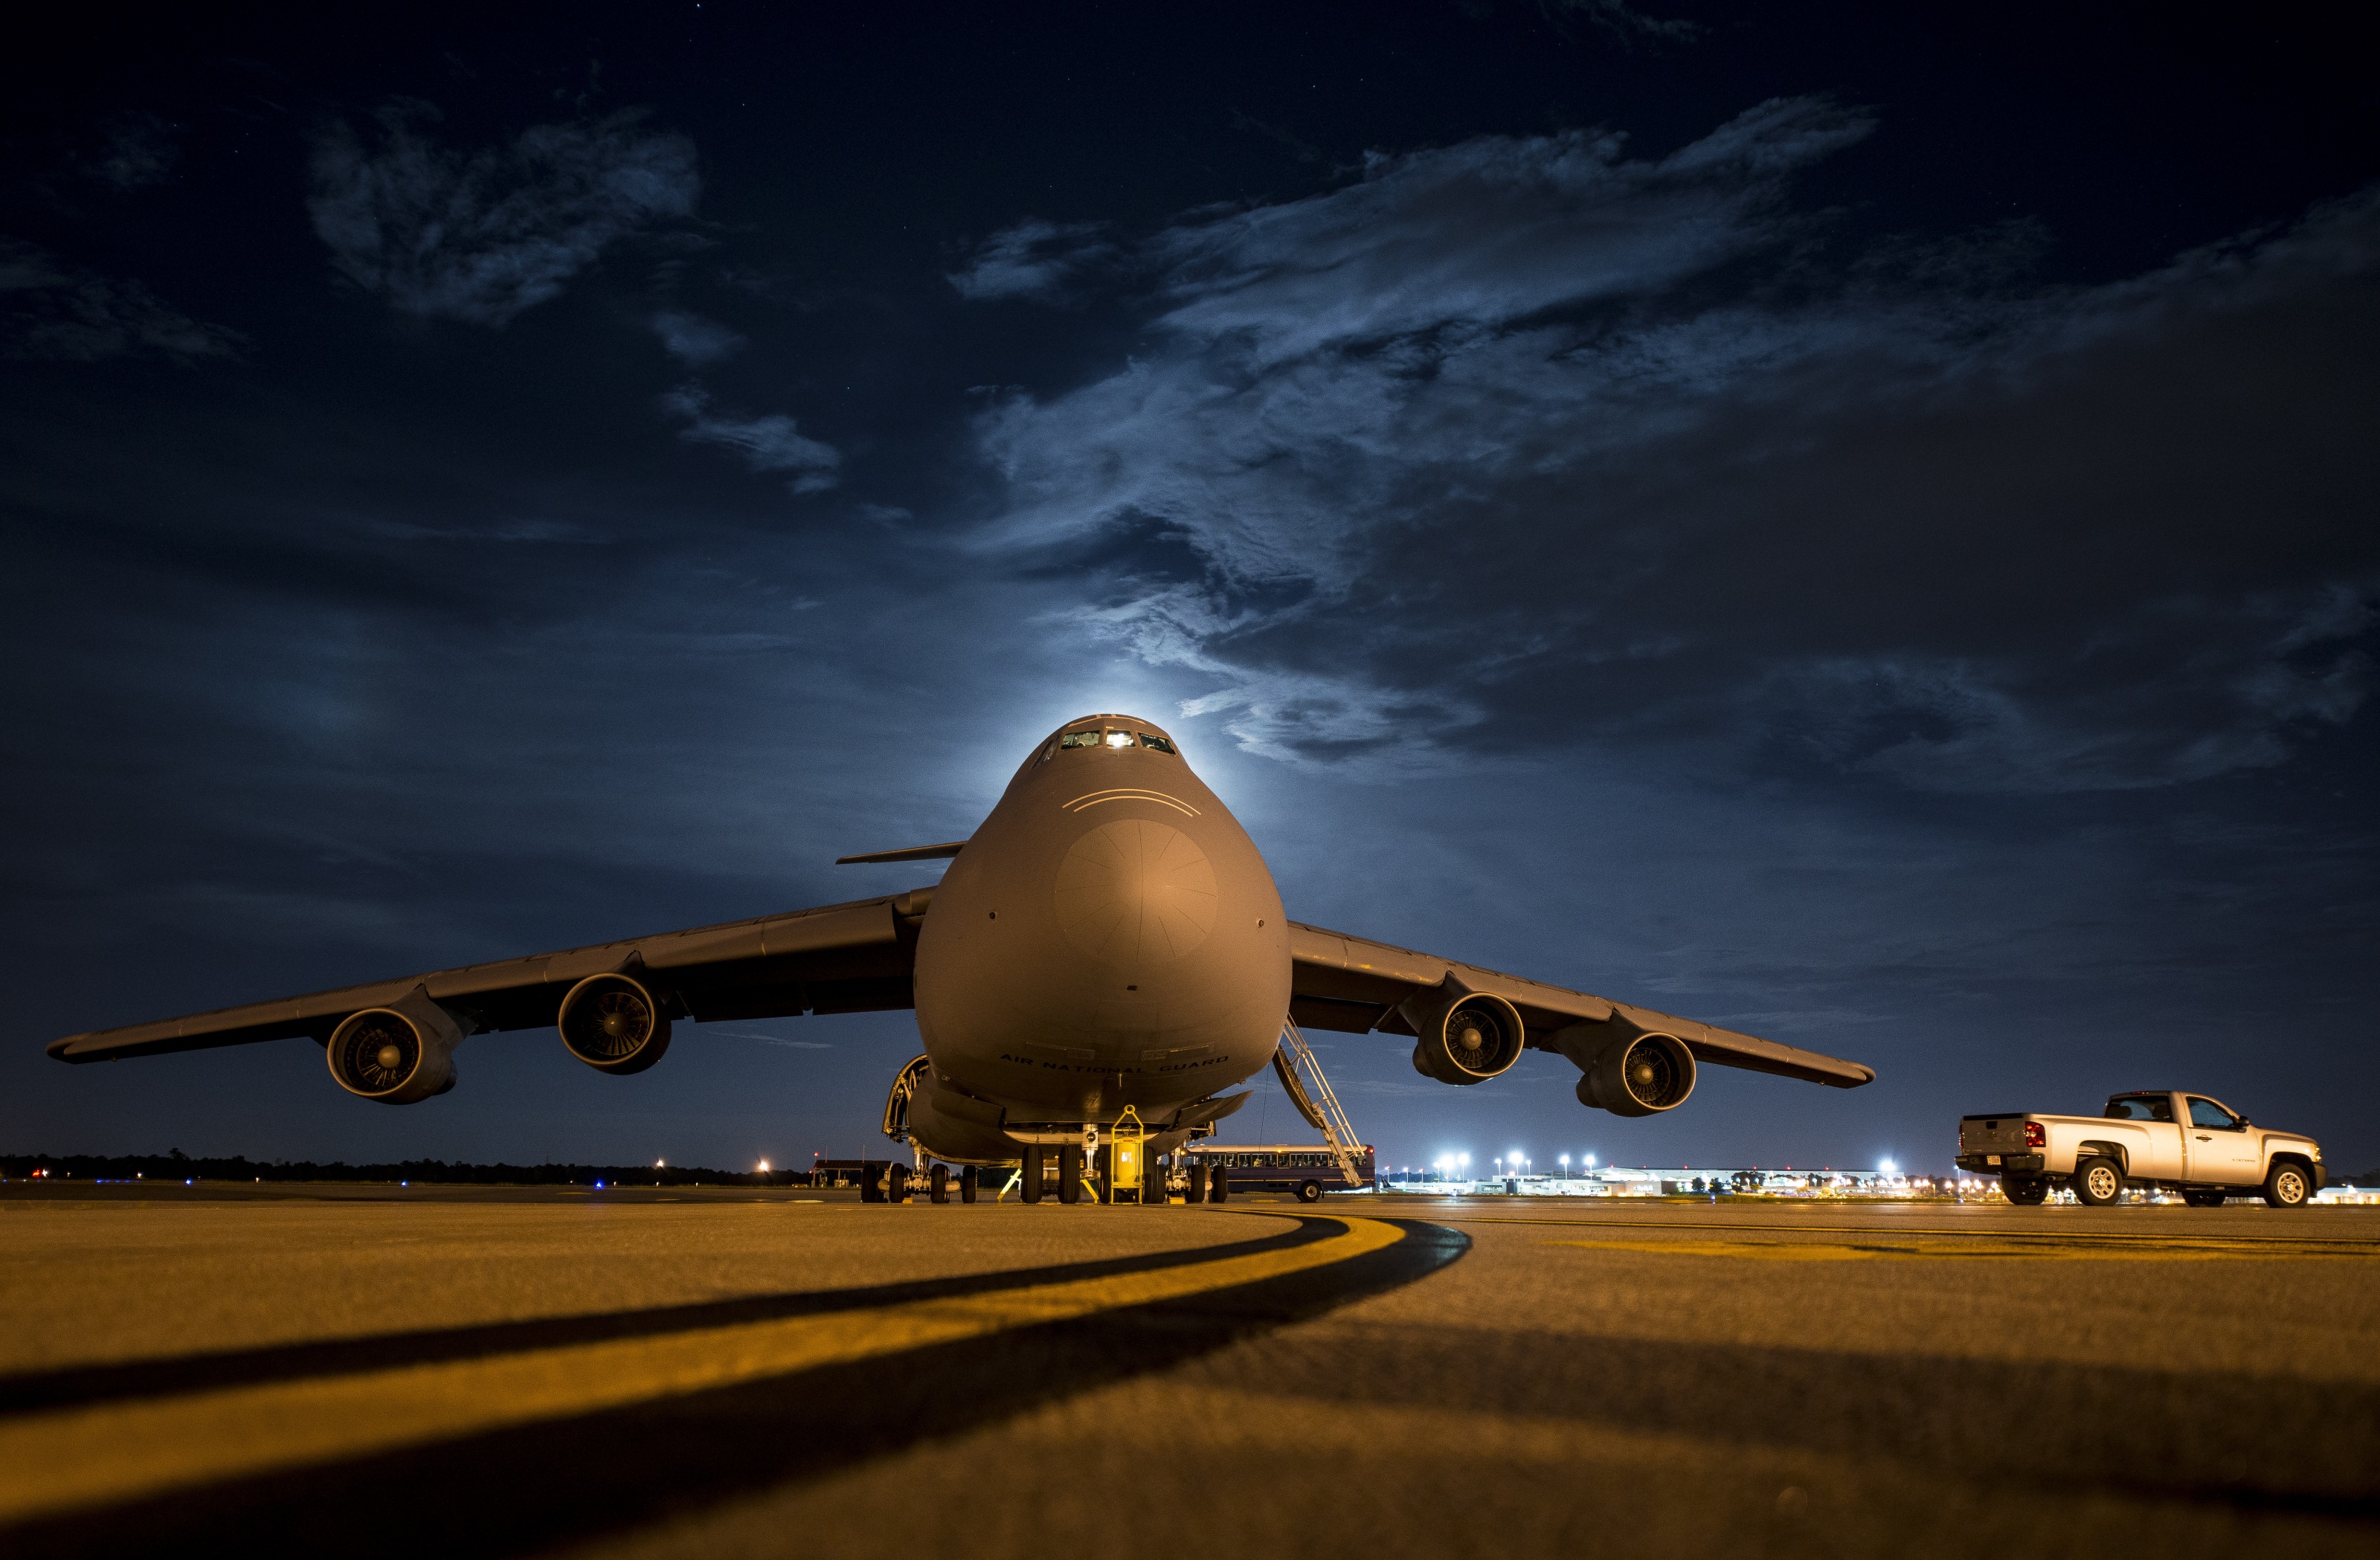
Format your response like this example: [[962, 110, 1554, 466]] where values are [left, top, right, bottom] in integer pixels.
[[1369, 1165, 1940, 1197]]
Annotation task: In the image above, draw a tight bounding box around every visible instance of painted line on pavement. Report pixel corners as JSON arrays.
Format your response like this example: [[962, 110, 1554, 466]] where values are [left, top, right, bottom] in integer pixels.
[[0, 1213, 1404, 1528], [1430, 1212, 2380, 1252], [1540, 1237, 2380, 1262]]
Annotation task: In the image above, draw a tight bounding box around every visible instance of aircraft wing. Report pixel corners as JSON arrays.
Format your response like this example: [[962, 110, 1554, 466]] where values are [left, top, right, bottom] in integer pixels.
[[1285, 921, 1874, 1089], [47, 888, 936, 1063]]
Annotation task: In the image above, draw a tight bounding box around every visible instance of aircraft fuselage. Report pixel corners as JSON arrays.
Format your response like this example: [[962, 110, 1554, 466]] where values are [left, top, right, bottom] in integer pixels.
[[908, 714, 1288, 1159]]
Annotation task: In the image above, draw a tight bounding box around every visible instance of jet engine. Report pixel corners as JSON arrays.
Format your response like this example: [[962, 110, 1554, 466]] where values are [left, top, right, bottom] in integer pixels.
[[1572, 1028, 1696, 1117], [1403, 981, 1526, 1085], [327, 988, 466, 1104], [558, 973, 673, 1074]]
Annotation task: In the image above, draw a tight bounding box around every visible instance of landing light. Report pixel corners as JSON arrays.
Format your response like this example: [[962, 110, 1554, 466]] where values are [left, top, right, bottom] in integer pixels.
[[758, 1160, 771, 1173]]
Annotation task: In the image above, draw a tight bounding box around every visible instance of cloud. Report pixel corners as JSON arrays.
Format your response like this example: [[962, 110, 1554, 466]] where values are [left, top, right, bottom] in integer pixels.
[[81, 113, 183, 191], [960, 101, 2380, 793], [948, 218, 1114, 302], [1542, 0, 1705, 45], [652, 309, 745, 364], [307, 103, 699, 326], [0, 239, 241, 362], [662, 384, 840, 491]]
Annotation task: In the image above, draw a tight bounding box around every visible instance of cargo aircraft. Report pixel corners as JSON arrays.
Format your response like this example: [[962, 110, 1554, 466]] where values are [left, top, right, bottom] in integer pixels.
[[48, 713, 1874, 1187]]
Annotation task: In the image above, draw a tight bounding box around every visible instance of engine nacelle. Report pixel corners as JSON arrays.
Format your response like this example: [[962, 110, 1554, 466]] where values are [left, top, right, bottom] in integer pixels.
[[327, 987, 466, 1104], [1572, 1028, 1696, 1117], [558, 973, 673, 1074], [1403, 980, 1526, 1086]]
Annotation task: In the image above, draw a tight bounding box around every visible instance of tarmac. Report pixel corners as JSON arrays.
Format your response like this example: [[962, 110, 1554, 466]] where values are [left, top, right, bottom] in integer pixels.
[[1, 1182, 2375, 1559]]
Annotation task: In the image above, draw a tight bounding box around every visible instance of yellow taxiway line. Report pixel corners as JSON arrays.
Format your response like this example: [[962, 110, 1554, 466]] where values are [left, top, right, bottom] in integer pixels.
[[1539, 1237, 2380, 1262], [0, 1212, 1401, 1527], [1427, 1212, 2380, 1251]]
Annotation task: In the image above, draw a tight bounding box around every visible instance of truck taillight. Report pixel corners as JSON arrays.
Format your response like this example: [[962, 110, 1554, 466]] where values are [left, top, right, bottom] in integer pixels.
[[2024, 1122, 2045, 1148]]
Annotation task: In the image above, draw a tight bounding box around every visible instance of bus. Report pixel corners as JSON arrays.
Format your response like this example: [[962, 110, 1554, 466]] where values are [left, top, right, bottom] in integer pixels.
[[1186, 1144, 1375, 1202]]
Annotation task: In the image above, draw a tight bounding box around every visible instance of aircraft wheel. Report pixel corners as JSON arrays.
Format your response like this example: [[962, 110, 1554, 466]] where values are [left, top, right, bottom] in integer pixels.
[[2071, 1157, 2123, 1207], [1020, 1145, 1043, 1204], [1182, 1163, 1205, 1204], [929, 1164, 949, 1204], [2263, 1162, 2312, 1209], [887, 1164, 910, 1203], [1209, 1166, 1230, 1204], [1058, 1144, 1083, 1204], [959, 1164, 978, 1204], [1296, 1179, 1324, 1203]]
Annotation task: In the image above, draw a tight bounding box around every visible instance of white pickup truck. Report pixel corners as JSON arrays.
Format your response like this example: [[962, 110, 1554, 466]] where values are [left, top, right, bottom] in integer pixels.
[[1956, 1090, 2324, 1208]]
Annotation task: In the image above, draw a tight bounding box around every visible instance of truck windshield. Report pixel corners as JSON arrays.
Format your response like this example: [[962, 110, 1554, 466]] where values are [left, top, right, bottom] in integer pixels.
[[2105, 1095, 2172, 1122]]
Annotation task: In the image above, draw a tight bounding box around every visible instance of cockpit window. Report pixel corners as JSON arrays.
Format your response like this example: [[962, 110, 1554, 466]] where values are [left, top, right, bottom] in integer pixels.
[[1055, 727, 1176, 754]]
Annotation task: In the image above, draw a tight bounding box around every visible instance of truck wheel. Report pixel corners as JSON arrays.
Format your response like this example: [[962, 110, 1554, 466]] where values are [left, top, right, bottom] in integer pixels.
[[2262, 1162, 2312, 1209], [2072, 1157, 2124, 1207], [2003, 1177, 2049, 1205], [1296, 1179, 1324, 1203], [2181, 1189, 2225, 1208]]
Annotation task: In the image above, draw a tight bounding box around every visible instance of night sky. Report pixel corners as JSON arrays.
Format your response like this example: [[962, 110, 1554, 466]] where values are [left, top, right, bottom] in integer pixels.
[[5, 3, 2374, 1178]]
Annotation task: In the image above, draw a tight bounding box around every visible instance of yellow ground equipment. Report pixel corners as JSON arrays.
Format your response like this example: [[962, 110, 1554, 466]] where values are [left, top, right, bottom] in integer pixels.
[[1110, 1106, 1145, 1202]]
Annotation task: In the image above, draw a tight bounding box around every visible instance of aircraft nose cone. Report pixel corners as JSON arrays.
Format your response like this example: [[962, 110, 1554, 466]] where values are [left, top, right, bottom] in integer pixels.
[[1054, 819, 1219, 964]]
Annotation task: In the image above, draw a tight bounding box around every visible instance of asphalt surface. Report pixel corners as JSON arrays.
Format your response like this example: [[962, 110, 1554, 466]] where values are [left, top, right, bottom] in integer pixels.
[[1, 1184, 2375, 1559]]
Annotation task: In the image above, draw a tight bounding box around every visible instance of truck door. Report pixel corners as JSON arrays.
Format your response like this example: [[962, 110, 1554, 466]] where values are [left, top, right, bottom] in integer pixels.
[[2183, 1097, 2259, 1184], [2103, 1093, 2184, 1179]]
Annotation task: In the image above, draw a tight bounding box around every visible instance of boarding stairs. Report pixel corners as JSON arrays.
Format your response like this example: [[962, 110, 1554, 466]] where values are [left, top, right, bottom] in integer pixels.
[[1271, 1016, 1366, 1187]]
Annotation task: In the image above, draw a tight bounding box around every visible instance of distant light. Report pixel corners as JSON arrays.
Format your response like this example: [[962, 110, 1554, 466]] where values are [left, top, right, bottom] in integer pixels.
[[758, 1160, 771, 1173], [1585, 1154, 1596, 1168], [595, 1180, 605, 1189], [1879, 1158, 1897, 1178], [655, 1159, 664, 1168]]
